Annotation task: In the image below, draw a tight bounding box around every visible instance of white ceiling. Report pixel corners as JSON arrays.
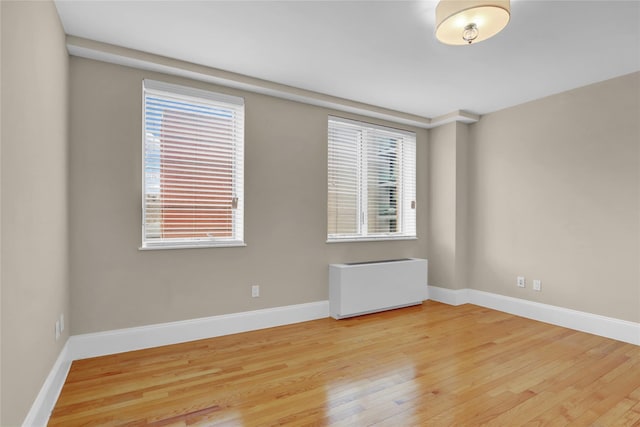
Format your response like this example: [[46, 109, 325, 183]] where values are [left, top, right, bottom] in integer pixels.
[[54, 0, 640, 119]]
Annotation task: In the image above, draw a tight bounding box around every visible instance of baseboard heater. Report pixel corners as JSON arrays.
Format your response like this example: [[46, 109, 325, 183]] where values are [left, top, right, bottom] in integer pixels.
[[329, 258, 428, 319]]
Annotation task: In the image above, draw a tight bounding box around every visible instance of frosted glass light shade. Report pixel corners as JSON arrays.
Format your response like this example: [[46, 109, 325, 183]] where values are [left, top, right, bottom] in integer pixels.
[[436, 0, 510, 45]]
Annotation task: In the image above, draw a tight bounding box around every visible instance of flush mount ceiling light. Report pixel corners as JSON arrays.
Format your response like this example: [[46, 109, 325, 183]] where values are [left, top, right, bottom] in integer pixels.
[[436, 0, 511, 45]]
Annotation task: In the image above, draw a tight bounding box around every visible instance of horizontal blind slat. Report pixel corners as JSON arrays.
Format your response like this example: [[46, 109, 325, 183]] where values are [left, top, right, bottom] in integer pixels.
[[328, 118, 415, 240], [143, 80, 244, 247]]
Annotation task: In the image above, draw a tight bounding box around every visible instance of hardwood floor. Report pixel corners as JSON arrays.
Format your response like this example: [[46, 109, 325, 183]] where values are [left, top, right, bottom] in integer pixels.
[[49, 302, 640, 426]]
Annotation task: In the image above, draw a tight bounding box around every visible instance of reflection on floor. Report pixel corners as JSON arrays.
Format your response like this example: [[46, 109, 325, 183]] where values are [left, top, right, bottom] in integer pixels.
[[49, 301, 640, 426]]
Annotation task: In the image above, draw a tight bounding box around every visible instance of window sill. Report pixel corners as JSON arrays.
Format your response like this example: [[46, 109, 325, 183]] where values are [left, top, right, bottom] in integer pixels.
[[139, 242, 247, 251], [326, 236, 417, 244]]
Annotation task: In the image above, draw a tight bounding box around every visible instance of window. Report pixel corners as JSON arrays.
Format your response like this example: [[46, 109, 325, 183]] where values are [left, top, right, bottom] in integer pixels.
[[142, 80, 244, 249], [327, 117, 416, 242]]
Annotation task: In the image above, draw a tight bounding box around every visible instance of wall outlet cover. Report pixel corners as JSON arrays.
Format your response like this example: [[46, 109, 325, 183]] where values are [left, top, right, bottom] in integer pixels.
[[533, 280, 541, 291]]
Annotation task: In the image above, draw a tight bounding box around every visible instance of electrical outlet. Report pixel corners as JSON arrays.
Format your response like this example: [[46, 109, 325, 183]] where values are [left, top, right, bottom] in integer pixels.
[[55, 320, 61, 340], [533, 280, 541, 292], [517, 276, 526, 288], [251, 285, 260, 298], [60, 313, 65, 332]]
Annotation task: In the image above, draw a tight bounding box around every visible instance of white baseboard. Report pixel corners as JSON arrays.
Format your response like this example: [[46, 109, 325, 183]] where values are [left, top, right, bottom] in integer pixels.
[[427, 286, 469, 306], [69, 300, 330, 360], [428, 286, 640, 346], [22, 341, 72, 427], [23, 300, 329, 426], [24, 291, 639, 426]]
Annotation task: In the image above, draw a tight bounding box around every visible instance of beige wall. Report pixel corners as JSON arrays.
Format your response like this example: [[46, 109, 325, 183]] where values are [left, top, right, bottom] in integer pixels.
[[467, 72, 640, 322], [428, 123, 456, 288], [454, 122, 470, 292], [1, 1, 70, 425], [69, 57, 429, 334], [427, 122, 470, 290], [0, 3, 3, 422]]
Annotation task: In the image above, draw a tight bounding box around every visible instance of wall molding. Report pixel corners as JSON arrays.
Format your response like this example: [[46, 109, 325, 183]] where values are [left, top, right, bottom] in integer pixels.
[[22, 341, 72, 427], [24, 290, 639, 425], [68, 301, 330, 360], [427, 286, 469, 306], [65, 36, 479, 130], [428, 286, 640, 346], [22, 300, 329, 426]]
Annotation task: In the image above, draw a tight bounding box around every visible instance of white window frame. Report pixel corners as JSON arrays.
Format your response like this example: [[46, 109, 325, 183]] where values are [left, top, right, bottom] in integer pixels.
[[141, 79, 245, 250], [327, 116, 417, 243]]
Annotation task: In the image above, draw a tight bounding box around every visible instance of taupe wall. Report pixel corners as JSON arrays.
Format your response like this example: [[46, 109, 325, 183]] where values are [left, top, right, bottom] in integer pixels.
[[428, 122, 470, 290], [1, 1, 70, 425], [0, 3, 3, 422], [69, 58, 429, 335], [428, 123, 456, 288], [467, 72, 640, 322]]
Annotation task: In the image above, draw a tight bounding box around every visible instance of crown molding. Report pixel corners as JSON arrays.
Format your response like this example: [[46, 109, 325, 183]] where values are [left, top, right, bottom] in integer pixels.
[[66, 36, 478, 130], [431, 110, 480, 126]]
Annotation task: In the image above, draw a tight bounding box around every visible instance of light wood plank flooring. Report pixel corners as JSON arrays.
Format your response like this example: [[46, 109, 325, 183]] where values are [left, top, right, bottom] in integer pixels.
[[49, 302, 640, 426]]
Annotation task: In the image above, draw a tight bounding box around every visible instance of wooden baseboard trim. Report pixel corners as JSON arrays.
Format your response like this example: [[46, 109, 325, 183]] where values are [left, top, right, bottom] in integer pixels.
[[25, 290, 639, 426], [427, 286, 640, 346], [22, 300, 329, 426], [68, 300, 330, 360], [22, 341, 72, 427]]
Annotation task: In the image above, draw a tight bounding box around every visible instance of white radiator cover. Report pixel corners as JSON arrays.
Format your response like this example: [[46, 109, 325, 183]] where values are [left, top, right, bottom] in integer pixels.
[[329, 258, 428, 319]]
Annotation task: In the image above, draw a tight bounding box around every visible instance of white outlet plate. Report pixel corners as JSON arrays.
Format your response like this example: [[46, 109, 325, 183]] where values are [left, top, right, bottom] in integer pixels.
[[55, 320, 61, 340], [251, 285, 260, 298], [60, 313, 64, 332], [533, 280, 541, 291], [517, 276, 526, 288]]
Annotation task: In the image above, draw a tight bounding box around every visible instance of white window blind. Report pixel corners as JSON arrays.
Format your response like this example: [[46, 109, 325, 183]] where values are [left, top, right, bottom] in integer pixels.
[[142, 80, 244, 249], [328, 117, 416, 242]]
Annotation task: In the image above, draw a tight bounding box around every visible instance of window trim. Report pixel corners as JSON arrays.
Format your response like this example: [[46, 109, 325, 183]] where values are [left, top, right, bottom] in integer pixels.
[[327, 116, 417, 243], [140, 79, 245, 250], [326, 236, 418, 244]]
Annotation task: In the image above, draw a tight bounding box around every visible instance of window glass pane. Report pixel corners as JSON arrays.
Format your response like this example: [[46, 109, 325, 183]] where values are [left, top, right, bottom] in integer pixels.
[[367, 134, 399, 235], [328, 117, 416, 242], [143, 80, 244, 249], [328, 123, 360, 236]]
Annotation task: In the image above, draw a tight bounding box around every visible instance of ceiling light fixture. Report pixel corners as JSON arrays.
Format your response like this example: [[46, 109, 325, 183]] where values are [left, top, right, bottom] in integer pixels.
[[436, 0, 511, 45]]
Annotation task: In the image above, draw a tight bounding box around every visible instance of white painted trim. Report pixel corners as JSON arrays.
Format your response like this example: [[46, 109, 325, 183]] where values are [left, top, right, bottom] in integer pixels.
[[25, 292, 638, 425], [427, 286, 640, 346], [22, 341, 72, 427], [65, 36, 479, 130], [68, 301, 329, 360], [25, 301, 329, 426], [467, 289, 640, 346], [431, 110, 480, 126], [427, 285, 470, 306], [66, 37, 432, 129]]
